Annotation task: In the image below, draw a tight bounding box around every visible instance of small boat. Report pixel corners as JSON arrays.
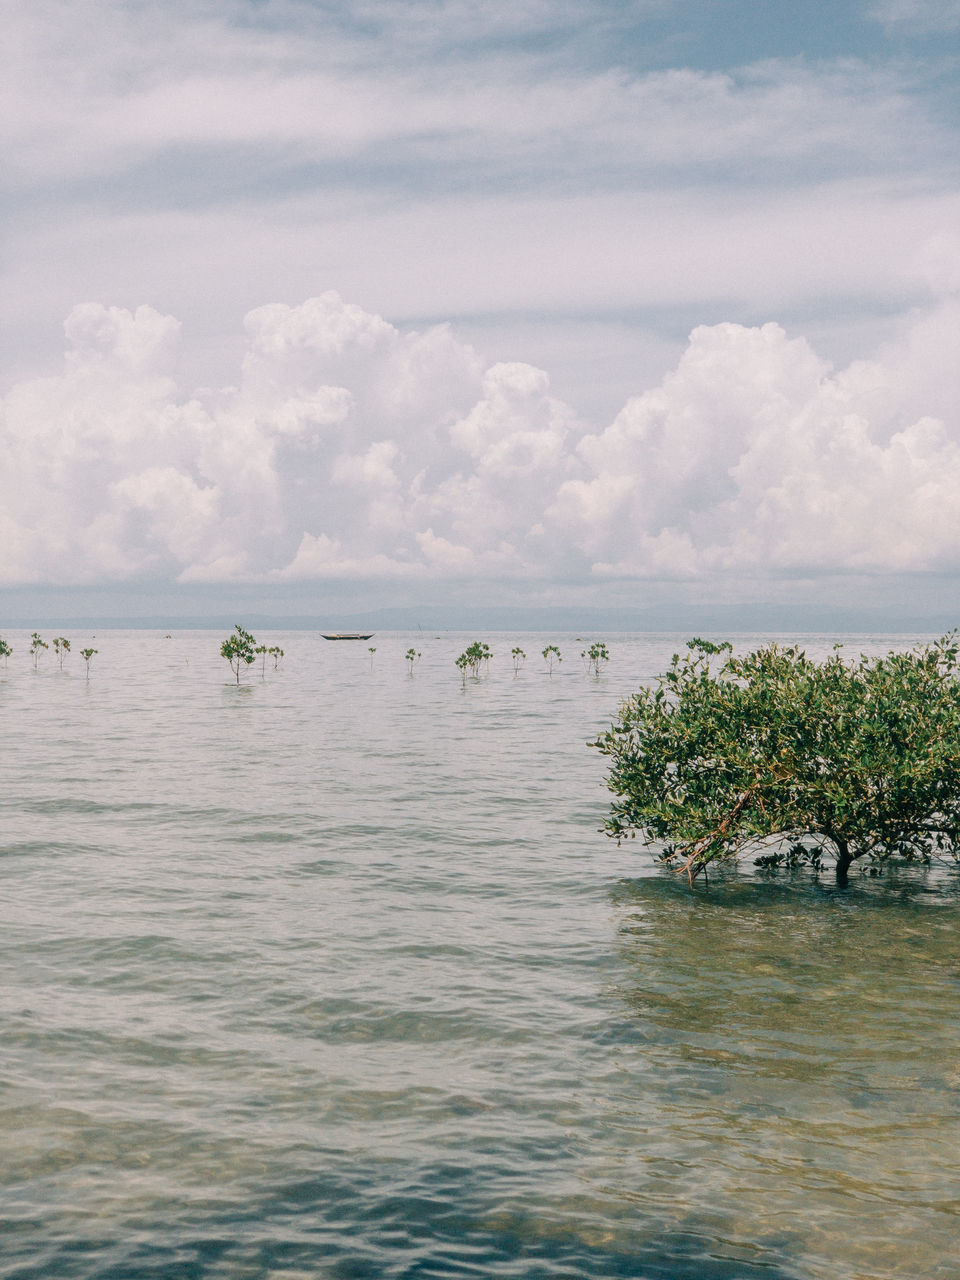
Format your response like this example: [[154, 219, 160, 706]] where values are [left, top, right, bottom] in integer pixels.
[[321, 632, 375, 640]]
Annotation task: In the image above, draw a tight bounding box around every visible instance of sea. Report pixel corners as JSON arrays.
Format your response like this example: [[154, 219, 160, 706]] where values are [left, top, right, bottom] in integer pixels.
[[2, 629, 959, 1280]]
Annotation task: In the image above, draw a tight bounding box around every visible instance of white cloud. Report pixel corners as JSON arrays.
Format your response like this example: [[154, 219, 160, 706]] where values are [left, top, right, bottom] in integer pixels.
[[869, 0, 960, 32], [558, 301, 960, 578], [5, 7, 942, 219], [278, 533, 419, 581], [448, 362, 573, 477], [11, 178, 957, 400], [415, 528, 477, 573], [3, 292, 960, 593], [4, 0, 959, 424], [6, 0, 960, 614], [63, 303, 181, 373]]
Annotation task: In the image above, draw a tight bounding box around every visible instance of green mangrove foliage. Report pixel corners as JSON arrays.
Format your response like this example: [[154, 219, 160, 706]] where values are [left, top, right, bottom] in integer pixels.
[[594, 635, 960, 885], [456, 641, 492, 683], [80, 648, 97, 677], [30, 633, 48, 670], [251, 642, 284, 678], [511, 646, 526, 675], [0, 637, 11, 666], [53, 637, 71, 670], [582, 641, 609, 676], [220, 625, 257, 685], [542, 644, 561, 674], [405, 648, 422, 675]]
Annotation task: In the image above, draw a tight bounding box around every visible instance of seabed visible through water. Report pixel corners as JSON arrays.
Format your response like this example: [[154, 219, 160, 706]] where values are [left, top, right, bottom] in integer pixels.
[[2, 630, 958, 1279]]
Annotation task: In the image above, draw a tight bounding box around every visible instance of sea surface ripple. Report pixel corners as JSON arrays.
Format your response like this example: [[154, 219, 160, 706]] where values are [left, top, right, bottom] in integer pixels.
[[2, 630, 959, 1279]]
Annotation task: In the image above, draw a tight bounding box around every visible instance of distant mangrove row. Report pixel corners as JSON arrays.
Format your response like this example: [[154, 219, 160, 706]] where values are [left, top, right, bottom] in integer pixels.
[[0, 632, 98, 676], [0, 626, 612, 686]]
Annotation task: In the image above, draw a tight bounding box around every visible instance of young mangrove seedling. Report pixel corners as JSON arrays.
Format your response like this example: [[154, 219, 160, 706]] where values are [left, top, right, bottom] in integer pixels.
[[581, 641, 610, 676], [456, 641, 492, 680], [269, 646, 284, 669], [53, 637, 71, 670], [456, 653, 470, 686], [80, 648, 97, 678], [368, 647, 376, 669], [0, 637, 11, 667], [30, 632, 48, 670], [220, 624, 257, 685], [511, 646, 526, 675], [405, 648, 422, 675], [542, 644, 561, 674], [255, 644, 270, 677], [475, 641, 492, 675]]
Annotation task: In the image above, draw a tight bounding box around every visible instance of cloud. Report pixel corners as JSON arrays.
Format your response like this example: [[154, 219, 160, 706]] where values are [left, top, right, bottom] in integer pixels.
[[869, 0, 960, 33], [3, 292, 960, 593], [5, 5, 943, 194], [556, 301, 960, 578], [10, 178, 958, 394], [6, 1, 960, 614], [278, 533, 418, 581], [5, 0, 959, 428]]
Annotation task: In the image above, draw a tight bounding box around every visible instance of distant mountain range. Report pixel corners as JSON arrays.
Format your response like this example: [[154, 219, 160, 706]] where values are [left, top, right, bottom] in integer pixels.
[[2, 603, 957, 634]]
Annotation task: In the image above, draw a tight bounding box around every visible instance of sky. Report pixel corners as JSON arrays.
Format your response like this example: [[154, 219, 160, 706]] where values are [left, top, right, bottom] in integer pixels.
[[3, 0, 960, 624]]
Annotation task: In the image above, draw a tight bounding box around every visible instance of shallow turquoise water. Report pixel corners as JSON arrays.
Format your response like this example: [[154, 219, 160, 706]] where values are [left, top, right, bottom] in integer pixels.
[[1, 630, 959, 1279]]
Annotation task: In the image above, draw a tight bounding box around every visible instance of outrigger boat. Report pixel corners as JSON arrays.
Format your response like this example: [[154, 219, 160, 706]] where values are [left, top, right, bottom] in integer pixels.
[[321, 632, 375, 640]]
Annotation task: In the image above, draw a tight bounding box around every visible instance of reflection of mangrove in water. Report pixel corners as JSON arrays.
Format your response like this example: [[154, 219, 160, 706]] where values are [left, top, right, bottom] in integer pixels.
[[595, 868, 960, 1280]]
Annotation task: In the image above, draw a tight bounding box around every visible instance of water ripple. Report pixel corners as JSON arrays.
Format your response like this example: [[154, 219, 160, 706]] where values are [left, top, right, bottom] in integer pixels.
[[2, 630, 959, 1278]]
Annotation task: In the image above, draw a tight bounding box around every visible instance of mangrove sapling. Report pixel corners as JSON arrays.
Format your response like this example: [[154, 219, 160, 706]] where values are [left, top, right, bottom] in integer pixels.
[[594, 634, 960, 886], [255, 644, 269, 677], [220, 624, 257, 685], [30, 633, 48, 670], [582, 641, 610, 677], [80, 648, 97, 678], [0, 637, 11, 666], [368, 647, 376, 669], [269, 646, 284, 669], [542, 644, 561, 675], [511, 646, 526, 675], [467, 641, 491, 677], [405, 648, 422, 675], [53, 637, 71, 670], [455, 642, 491, 682]]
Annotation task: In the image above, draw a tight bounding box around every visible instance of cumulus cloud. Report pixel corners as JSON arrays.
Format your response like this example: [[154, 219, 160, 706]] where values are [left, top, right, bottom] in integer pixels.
[[555, 302, 960, 578], [3, 291, 960, 591]]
